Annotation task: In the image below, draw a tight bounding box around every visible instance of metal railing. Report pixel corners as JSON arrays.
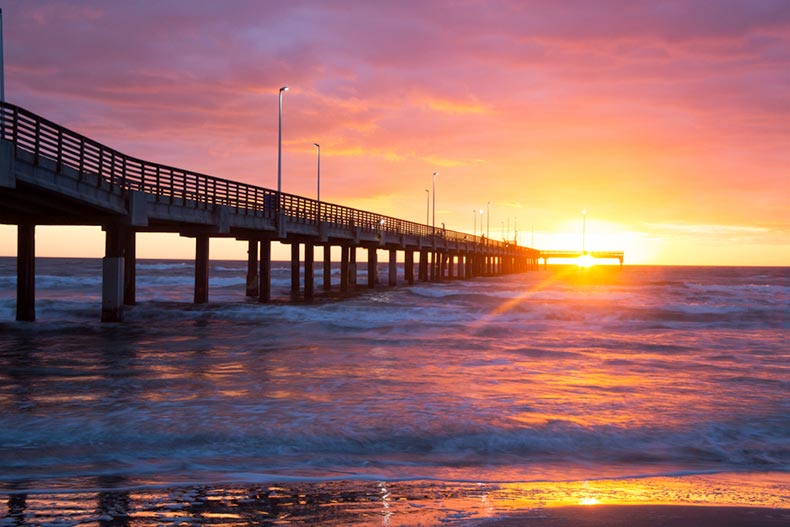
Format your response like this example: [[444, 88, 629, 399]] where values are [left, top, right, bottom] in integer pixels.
[[0, 101, 516, 250]]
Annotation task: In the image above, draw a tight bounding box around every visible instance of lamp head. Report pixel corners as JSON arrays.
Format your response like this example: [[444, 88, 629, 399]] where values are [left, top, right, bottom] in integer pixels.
[[280, 86, 289, 93]]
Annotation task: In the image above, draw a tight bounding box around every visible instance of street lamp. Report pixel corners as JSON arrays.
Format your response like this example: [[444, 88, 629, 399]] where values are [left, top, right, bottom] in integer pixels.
[[312, 143, 321, 201], [582, 209, 588, 254], [313, 142, 321, 222], [473, 210, 477, 237], [277, 86, 288, 198], [432, 172, 438, 235], [486, 201, 491, 239], [425, 189, 430, 225]]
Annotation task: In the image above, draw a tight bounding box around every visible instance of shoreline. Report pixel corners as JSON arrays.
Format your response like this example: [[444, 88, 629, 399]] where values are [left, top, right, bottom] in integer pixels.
[[480, 505, 790, 527], [1, 474, 787, 526]]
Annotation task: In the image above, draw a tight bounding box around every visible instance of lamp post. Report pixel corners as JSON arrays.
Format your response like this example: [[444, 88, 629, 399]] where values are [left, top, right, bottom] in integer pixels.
[[313, 142, 321, 222], [313, 143, 320, 201], [277, 86, 288, 199], [432, 172, 438, 235], [582, 209, 587, 254], [425, 189, 430, 225], [473, 210, 477, 237], [486, 201, 491, 239]]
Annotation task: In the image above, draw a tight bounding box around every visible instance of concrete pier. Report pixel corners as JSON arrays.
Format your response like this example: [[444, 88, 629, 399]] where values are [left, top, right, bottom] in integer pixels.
[[194, 234, 209, 304], [388, 249, 397, 287], [367, 247, 377, 289], [349, 247, 357, 288], [258, 239, 271, 303], [405, 249, 415, 285], [123, 231, 136, 306], [419, 249, 428, 281], [290, 243, 300, 294], [304, 243, 314, 300], [340, 245, 350, 293], [246, 239, 258, 297], [16, 223, 35, 321], [323, 245, 331, 291], [102, 225, 125, 322]]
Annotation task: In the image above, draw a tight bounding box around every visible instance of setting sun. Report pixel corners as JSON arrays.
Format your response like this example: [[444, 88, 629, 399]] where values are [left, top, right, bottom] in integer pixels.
[[577, 254, 596, 268]]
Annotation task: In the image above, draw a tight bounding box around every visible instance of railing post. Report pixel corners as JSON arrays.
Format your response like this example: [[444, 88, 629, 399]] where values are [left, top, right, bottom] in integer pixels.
[[12, 107, 19, 145], [33, 119, 40, 165], [110, 151, 116, 189], [121, 156, 127, 189], [97, 147, 104, 188], [56, 128, 63, 173], [78, 138, 85, 180], [155, 166, 161, 201]]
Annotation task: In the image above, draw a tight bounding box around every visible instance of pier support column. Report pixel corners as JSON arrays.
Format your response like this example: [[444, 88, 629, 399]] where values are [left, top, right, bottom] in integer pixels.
[[290, 243, 300, 294], [259, 239, 271, 303], [367, 247, 377, 289], [16, 224, 35, 322], [323, 245, 332, 291], [304, 243, 314, 301], [405, 249, 414, 285], [349, 247, 357, 288], [388, 249, 397, 287], [340, 245, 349, 293], [123, 231, 136, 306], [439, 252, 447, 281], [194, 234, 209, 304], [429, 251, 436, 281], [246, 240, 258, 297], [418, 249, 428, 281], [448, 253, 455, 279], [102, 225, 125, 321]]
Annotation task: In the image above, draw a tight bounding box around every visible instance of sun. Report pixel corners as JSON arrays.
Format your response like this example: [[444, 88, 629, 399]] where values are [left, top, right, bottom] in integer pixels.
[[576, 254, 595, 268]]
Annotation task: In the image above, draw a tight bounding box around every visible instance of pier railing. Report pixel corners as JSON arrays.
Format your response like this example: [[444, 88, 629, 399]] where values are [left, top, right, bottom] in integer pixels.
[[1, 101, 511, 249]]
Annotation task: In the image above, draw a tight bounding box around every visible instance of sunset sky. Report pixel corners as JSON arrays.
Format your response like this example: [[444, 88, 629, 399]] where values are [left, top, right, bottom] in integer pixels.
[[1, 1, 788, 265]]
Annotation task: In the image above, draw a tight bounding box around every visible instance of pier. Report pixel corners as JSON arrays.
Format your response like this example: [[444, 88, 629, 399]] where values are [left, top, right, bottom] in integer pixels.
[[0, 101, 542, 322]]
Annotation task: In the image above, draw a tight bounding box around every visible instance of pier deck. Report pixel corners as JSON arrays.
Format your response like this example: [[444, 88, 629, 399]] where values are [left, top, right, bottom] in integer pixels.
[[0, 101, 541, 321]]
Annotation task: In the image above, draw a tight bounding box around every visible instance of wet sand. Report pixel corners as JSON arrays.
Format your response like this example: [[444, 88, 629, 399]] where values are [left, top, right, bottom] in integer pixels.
[[481, 505, 790, 527], [3, 480, 789, 526]]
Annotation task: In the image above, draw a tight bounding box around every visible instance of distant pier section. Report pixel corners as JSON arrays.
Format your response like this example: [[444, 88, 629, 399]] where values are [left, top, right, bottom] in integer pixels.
[[0, 101, 548, 322]]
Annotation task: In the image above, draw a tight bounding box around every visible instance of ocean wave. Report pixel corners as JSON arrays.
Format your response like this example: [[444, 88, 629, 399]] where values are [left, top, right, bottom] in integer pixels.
[[1, 414, 786, 487]]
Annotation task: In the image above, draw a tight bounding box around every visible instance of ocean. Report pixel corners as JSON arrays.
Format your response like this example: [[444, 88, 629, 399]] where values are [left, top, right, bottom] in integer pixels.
[[0, 258, 787, 525]]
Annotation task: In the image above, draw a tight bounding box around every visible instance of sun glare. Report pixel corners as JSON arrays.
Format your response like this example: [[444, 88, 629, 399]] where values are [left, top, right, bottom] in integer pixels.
[[577, 254, 595, 268]]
